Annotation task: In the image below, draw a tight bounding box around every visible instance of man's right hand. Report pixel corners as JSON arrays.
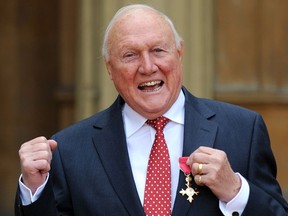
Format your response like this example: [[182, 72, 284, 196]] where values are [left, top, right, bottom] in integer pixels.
[[19, 136, 57, 194]]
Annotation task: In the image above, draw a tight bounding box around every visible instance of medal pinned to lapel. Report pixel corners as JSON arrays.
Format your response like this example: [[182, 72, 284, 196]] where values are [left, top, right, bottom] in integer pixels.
[[179, 157, 199, 203]]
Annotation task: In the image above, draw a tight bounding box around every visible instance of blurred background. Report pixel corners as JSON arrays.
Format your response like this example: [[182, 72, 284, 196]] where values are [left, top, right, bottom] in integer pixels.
[[0, 0, 287, 214]]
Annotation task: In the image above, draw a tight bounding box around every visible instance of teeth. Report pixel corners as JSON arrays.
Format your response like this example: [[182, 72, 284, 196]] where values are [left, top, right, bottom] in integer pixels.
[[139, 80, 161, 87]]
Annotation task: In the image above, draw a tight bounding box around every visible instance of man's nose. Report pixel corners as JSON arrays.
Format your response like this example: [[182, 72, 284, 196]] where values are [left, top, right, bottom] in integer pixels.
[[138, 53, 158, 75]]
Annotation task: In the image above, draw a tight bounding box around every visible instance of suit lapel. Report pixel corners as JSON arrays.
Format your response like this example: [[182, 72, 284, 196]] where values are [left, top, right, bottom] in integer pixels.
[[172, 88, 218, 216], [90, 89, 219, 216], [91, 97, 146, 216]]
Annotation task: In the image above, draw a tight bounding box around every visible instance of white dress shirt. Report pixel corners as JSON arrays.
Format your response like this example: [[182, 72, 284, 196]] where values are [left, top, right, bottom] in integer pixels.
[[19, 90, 249, 215], [122, 90, 185, 208]]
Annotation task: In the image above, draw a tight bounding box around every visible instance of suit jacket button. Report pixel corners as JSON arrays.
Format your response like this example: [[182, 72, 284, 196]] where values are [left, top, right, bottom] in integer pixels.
[[232, 212, 239, 216]]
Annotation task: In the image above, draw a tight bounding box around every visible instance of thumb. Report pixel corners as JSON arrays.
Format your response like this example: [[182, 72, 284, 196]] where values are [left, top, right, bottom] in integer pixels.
[[48, 139, 58, 152]]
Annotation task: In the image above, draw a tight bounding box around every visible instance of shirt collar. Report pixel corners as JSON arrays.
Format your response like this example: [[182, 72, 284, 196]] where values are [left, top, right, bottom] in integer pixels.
[[122, 90, 185, 138]]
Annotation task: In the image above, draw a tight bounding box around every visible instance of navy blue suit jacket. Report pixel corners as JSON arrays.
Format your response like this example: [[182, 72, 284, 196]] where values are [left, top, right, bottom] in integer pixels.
[[15, 87, 288, 215]]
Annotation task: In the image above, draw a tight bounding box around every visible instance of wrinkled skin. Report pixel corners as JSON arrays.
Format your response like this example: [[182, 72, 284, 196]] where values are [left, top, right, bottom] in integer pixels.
[[105, 9, 184, 120]]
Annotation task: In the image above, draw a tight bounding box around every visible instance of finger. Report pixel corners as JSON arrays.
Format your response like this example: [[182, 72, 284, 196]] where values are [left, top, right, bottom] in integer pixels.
[[187, 151, 213, 165], [27, 140, 57, 163], [194, 174, 204, 186], [29, 136, 49, 145], [31, 159, 51, 174], [30, 150, 53, 162], [191, 146, 213, 155], [19, 143, 51, 161], [188, 147, 228, 167], [191, 163, 206, 176], [20, 137, 50, 153], [198, 163, 203, 175], [21, 153, 52, 175], [48, 139, 57, 152], [22, 159, 51, 184], [19, 139, 55, 171], [195, 146, 217, 154]]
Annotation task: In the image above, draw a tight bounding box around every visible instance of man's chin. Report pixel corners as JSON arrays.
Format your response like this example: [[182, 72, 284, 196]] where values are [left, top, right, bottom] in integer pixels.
[[137, 103, 170, 118]]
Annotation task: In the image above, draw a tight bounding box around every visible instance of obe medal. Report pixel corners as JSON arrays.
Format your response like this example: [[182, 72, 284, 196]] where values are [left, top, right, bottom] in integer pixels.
[[178, 157, 199, 203]]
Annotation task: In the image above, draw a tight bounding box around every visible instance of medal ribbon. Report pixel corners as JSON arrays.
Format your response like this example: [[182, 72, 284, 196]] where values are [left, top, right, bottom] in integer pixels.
[[179, 157, 191, 175]]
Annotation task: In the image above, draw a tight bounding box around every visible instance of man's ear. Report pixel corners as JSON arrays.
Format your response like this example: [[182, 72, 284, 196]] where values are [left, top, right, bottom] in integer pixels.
[[105, 61, 113, 80], [177, 41, 184, 60]]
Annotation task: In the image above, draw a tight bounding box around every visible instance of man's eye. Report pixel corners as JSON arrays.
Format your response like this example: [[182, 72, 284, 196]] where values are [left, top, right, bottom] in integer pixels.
[[124, 52, 135, 58], [121, 52, 138, 62], [154, 48, 164, 52]]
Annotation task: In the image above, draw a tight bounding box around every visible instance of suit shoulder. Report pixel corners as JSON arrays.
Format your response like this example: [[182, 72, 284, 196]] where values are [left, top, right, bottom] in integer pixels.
[[183, 87, 259, 119], [52, 107, 111, 138], [51, 96, 124, 141], [51, 115, 94, 140], [205, 98, 257, 111], [192, 97, 268, 138], [199, 97, 258, 116]]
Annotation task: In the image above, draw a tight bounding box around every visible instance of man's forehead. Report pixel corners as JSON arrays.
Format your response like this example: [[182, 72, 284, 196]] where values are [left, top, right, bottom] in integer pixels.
[[120, 8, 160, 19], [111, 24, 172, 49], [112, 10, 168, 36], [106, 8, 175, 54], [116, 9, 165, 28]]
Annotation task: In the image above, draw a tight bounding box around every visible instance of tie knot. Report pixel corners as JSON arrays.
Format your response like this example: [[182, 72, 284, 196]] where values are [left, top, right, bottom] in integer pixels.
[[146, 116, 170, 132]]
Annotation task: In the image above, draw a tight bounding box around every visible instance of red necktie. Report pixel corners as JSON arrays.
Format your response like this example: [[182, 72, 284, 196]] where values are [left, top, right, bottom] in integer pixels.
[[144, 116, 171, 216]]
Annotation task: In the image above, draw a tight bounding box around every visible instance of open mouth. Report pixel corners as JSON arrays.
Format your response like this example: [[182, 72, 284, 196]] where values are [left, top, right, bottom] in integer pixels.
[[138, 80, 164, 92]]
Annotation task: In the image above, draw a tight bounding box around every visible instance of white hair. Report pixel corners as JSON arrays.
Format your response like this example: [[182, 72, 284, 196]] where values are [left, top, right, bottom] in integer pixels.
[[102, 4, 183, 60]]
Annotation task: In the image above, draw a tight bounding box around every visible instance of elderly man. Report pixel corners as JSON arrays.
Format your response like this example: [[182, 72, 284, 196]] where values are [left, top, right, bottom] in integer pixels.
[[15, 4, 288, 216]]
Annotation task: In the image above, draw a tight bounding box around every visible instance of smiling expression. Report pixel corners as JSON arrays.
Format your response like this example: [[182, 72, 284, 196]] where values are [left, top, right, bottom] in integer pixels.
[[105, 8, 184, 119]]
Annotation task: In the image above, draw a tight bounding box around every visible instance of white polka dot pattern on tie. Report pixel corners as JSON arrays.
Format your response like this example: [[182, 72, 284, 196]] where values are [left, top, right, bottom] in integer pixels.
[[144, 116, 171, 216]]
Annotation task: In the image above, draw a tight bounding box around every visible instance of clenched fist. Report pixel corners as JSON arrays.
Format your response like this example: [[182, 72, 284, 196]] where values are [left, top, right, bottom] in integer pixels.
[[19, 136, 57, 194]]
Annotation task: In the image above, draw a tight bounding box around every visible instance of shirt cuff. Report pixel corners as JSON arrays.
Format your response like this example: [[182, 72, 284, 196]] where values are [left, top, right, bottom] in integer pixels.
[[219, 173, 250, 216], [18, 173, 49, 206]]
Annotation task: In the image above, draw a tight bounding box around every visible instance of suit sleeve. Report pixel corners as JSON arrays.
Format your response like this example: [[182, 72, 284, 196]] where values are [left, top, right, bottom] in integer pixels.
[[242, 114, 288, 215], [14, 178, 58, 216], [14, 141, 72, 216]]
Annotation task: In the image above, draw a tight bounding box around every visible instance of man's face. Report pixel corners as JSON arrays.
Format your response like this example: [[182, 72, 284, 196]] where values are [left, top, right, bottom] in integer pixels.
[[106, 9, 183, 119]]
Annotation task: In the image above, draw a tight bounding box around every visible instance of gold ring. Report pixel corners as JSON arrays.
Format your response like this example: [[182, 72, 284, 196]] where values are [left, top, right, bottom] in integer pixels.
[[198, 163, 203, 175]]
